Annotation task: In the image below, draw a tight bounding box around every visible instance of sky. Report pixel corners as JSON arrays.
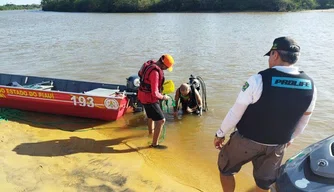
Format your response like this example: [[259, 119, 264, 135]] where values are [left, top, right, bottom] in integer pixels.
[[0, 0, 41, 5]]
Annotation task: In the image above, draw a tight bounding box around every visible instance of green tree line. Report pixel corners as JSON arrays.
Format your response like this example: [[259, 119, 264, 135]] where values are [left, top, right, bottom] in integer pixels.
[[41, 0, 334, 12], [0, 4, 41, 10]]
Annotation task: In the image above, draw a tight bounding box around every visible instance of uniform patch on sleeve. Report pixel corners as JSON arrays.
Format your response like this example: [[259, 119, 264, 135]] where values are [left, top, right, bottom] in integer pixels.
[[242, 81, 249, 92]]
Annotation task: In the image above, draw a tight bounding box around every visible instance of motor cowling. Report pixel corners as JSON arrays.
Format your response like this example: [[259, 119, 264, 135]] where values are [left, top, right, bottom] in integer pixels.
[[126, 75, 143, 112], [126, 75, 140, 92]]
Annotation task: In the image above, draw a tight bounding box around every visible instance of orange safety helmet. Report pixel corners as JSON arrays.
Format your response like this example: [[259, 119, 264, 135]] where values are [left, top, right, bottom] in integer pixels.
[[161, 54, 174, 72]]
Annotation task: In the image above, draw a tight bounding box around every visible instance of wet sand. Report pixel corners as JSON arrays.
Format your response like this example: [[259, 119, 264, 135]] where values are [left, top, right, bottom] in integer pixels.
[[0, 109, 258, 192], [0, 119, 203, 192]]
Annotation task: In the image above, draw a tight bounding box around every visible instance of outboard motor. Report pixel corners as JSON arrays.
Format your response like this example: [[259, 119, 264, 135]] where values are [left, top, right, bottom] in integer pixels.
[[126, 75, 140, 92], [275, 135, 334, 192], [188, 74, 208, 115], [126, 75, 143, 112]]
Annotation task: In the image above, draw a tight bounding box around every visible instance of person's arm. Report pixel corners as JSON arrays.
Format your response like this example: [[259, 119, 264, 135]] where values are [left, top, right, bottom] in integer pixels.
[[214, 103, 248, 149], [215, 103, 248, 137], [174, 88, 180, 112], [214, 74, 262, 149], [149, 71, 165, 100], [193, 89, 202, 109], [187, 89, 203, 114], [291, 113, 312, 137], [288, 85, 317, 146], [215, 75, 261, 137]]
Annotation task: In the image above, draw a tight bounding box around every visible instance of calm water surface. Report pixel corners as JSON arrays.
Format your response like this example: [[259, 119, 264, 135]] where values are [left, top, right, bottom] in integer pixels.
[[1, 10, 334, 191]]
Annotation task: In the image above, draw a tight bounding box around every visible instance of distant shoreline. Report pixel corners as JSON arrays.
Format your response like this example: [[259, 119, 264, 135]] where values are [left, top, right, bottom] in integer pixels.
[[0, 4, 41, 11], [1, 3, 334, 13], [2, 8, 334, 13], [38, 0, 334, 13]]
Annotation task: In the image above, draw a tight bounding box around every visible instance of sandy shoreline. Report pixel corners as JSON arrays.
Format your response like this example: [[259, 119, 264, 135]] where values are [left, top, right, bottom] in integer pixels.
[[0, 118, 201, 192], [0, 108, 259, 192]]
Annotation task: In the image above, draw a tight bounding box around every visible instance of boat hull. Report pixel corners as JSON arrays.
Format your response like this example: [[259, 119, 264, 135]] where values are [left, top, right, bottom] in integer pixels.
[[0, 86, 128, 121]]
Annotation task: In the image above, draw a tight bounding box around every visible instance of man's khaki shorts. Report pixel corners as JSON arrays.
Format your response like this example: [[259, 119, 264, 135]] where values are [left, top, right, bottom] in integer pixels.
[[217, 131, 286, 190]]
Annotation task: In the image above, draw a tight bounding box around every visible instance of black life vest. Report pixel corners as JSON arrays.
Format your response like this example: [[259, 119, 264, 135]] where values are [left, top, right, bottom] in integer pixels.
[[236, 68, 314, 144], [180, 86, 198, 110]]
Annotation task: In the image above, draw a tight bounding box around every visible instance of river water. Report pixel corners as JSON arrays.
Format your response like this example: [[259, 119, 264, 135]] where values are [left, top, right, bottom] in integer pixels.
[[1, 9, 334, 191]]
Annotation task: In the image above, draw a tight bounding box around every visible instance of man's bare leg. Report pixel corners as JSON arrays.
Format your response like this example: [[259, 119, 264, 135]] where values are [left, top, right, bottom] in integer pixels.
[[152, 118, 165, 146], [220, 173, 235, 192], [147, 118, 154, 135]]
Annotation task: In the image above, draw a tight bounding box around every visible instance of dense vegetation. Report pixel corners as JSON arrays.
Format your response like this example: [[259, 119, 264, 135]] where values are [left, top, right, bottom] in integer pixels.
[[40, 0, 334, 12], [0, 4, 41, 10]]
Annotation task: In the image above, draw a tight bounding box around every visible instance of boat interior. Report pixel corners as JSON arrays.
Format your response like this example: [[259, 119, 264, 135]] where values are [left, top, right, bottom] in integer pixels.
[[0, 73, 127, 96]]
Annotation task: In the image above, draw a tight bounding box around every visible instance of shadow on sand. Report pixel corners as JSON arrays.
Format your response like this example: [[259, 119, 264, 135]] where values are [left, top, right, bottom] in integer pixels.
[[0, 108, 108, 131], [0, 108, 153, 133], [12, 134, 153, 157]]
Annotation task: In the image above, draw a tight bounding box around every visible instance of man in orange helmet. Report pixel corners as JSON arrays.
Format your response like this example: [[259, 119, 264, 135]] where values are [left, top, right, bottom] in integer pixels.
[[138, 54, 174, 148]]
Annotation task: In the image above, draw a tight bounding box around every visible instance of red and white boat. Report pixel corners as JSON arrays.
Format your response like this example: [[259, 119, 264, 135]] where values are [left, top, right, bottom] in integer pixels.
[[0, 73, 141, 121]]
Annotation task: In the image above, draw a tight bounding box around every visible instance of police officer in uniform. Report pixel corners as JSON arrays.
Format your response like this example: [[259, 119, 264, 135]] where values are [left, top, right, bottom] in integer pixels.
[[213, 37, 317, 192]]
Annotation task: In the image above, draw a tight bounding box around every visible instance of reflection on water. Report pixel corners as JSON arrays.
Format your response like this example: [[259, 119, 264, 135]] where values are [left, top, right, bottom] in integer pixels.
[[1, 10, 334, 191]]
